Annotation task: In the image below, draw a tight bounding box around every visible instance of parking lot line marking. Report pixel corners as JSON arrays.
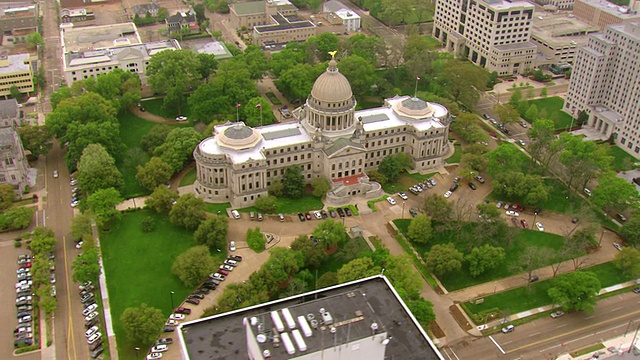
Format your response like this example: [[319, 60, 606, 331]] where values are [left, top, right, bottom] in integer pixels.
[[489, 336, 506, 354]]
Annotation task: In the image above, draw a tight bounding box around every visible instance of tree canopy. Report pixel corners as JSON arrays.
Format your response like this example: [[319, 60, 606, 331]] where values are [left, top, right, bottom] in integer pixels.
[[77, 143, 123, 195], [424, 243, 463, 276], [407, 215, 433, 243], [153, 128, 203, 173], [547, 271, 601, 313], [120, 303, 166, 344], [85, 188, 123, 225], [145, 186, 179, 214], [171, 245, 216, 287], [194, 215, 229, 250], [312, 219, 348, 249], [146, 50, 202, 113], [282, 166, 305, 198]]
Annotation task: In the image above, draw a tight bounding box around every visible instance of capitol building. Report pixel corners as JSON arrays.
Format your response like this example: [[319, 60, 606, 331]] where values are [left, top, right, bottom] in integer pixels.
[[193, 56, 452, 207]]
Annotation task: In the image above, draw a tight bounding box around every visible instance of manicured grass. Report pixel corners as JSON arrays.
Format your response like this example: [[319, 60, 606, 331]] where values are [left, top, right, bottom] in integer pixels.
[[394, 219, 567, 291], [179, 168, 197, 186], [118, 112, 155, 198], [526, 97, 574, 131], [265, 92, 281, 105], [236, 195, 324, 214], [445, 143, 462, 164], [608, 144, 639, 171], [101, 210, 224, 359], [486, 178, 586, 215], [141, 98, 192, 119], [205, 202, 231, 215]]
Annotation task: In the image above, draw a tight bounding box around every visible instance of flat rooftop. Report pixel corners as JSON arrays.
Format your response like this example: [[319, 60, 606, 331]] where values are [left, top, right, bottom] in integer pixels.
[[64, 39, 180, 69], [195, 41, 233, 60], [577, 0, 640, 19], [0, 53, 30, 74], [480, 0, 534, 10], [531, 12, 598, 47], [255, 13, 315, 33], [61, 22, 141, 53], [179, 276, 443, 360]]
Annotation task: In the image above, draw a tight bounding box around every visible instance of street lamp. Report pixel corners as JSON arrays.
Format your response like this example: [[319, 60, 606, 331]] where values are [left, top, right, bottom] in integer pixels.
[[134, 347, 140, 358], [169, 291, 175, 310], [402, 201, 405, 219]]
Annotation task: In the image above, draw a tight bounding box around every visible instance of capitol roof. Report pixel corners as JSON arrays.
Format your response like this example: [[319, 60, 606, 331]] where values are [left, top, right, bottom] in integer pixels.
[[357, 96, 448, 132]]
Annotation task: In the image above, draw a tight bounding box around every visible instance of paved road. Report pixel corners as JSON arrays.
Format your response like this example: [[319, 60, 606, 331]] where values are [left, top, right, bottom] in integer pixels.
[[40, 0, 62, 114], [446, 292, 640, 360]]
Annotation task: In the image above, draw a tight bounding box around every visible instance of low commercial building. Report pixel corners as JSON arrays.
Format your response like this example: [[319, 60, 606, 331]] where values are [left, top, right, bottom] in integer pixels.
[[253, 14, 316, 46], [530, 13, 598, 65], [194, 41, 233, 60], [60, 8, 95, 23], [323, 0, 361, 32], [0, 52, 34, 97], [0, 3, 37, 39], [0, 99, 31, 197], [178, 276, 444, 360], [573, 0, 640, 30]]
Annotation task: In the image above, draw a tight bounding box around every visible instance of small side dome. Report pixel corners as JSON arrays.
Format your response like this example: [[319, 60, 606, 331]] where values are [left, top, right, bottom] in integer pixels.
[[393, 97, 436, 119], [216, 123, 262, 149]]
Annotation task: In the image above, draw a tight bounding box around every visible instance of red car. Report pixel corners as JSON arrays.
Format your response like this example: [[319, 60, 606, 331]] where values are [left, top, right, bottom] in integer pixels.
[[174, 307, 191, 315], [218, 269, 229, 276], [520, 219, 529, 229], [305, 213, 312, 221]]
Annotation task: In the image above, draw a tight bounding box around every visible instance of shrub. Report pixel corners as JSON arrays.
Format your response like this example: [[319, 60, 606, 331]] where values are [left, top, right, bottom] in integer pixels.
[[141, 216, 155, 232], [246, 227, 266, 252]]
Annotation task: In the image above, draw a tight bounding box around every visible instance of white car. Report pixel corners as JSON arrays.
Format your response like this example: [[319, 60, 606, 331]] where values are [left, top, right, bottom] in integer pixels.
[[87, 332, 101, 345], [230, 210, 241, 219], [220, 264, 234, 272], [83, 304, 98, 316], [71, 200, 79, 208], [175, 115, 187, 121], [229, 241, 236, 251], [505, 211, 519, 217], [85, 326, 99, 338], [314, 211, 322, 220], [398, 192, 408, 200], [75, 241, 83, 249], [444, 191, 452, 198], [224, 259, 238, 267], [211, 273, 226, 281], [16, 296, 32, 303], [147, 353, 163, 360], [165, 319, 179, 326], [16, 280, 33, 288], [52, 170, 59, 178], [151, 344, 169, 353], [386, 197, 396, 205], [169, 313, 185, 321], [613, 242, 623, 251], [535, 222, 544, 231], [518, 140, 526, 146], [85, 311, 99, 322]]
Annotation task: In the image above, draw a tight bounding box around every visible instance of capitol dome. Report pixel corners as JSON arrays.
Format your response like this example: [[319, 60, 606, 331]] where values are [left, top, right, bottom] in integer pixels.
[[310, 58, 353, 104]]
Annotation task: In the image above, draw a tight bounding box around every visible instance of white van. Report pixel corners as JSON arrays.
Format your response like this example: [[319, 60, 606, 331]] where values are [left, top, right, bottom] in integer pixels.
[[231, 210, 241, 219], [583, 188, 592, 197]]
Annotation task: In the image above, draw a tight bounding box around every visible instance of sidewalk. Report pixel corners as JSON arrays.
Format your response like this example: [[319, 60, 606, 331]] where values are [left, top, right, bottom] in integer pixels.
[[556, 327, 639, 360]]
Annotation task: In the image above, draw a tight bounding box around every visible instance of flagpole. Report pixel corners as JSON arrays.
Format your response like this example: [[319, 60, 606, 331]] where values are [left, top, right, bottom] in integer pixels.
[[260, 103, 263, 127], [236, 103, 239, 122], [414, 77, 420, 98]]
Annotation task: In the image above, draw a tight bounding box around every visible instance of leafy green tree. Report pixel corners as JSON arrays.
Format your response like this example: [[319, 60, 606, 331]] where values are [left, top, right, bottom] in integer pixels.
[[527, 118, 556, 167], [141, 216, 155, 232], [508, 89, 523, 108], [141, 125, 173, 155], [154, 128, 203, 173], [424, 243, 463, 276], [311, 177, 330, 198], [146, 50, 202, 113], [378, 153, 412, 182], [70, 213, 93, 242], [242, 45, 270, 79], [620, 215, 640, 246], [25, 32, 43, 49], [255, 195, 277, 213], [422, 194, 453, 222], [28, 227, 57, 256], [9, 85, 21, 100], [614, 247, 640, 278], [486, 144, 526, 176], [71, 247, 101, 284], [120, 304, 166, 344], [50, 86, 72, 110], [403, 35, 438, 79], [171, 245, 216, 287], [592, 171, 638, 211], [441, 60, 489, 109], [338, 257, 379, 283], [547, 271, 601, 313], [525, 104, 539, 121], [270, 42, 307, 76], [18, 125, 52, 159], [72, 69, 142, 113], [407, 298, 436, 329], [145, 186, 179, 214], [269, 179, 284, 196], [276, 63, 320, 102], [260, 247, 305, 288], [290, 235, 327, 268], [136, 157, 173, 191], [384, 254, 423, 299], [0, 207, 34, 230], [194, 216, 229, 250], [196, 53, 218, 81], [343, 34, 385, 64], [170, 194, 207, 230], [558, 134, 612, 192], [0, 184, 15, 211], [246, 227, 266, 252], [493, 171, 549, 205], [465, 245, 505, 277], [476, 203, 502, 224], [77, 144, 123, 195], [338, 55, 376, 97], [86, 188, 123, 225], [305, 32, 339, 62], [407, 215, 432, 243], [494, 103, 520, 124], [317, 271, 338, 288], [450, 114, 486, 143], [243, 97, 276, 127], [367, 170, 387, 184], [312, 219, 348, 249], [282, 166, 305, 198]]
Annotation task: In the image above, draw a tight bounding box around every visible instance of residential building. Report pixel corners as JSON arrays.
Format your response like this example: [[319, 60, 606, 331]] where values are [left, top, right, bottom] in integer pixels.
[[433, 0, 537, 75], [530, 13, 598, 65], [573, 0, 640, 30], [177, 276, 445, 360], [61, 23, 180, 85], [564, 21, 640, 158], [323, 0, 361, 32], [60, 8, 95, 23], [193, 56, 451, 207], [165, 10, 199, 35], [0, 99, 30, 197], [0, 2, 37, 38], [131, 2, 160, 18], [0, 52, 34, 97]]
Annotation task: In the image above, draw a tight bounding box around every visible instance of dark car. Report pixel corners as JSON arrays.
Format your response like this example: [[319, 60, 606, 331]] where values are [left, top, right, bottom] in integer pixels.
[[139, 107, 146, 112], [297, 213, 306, 222], [174, 307, 191, 315], [344, 207, 353, 216], [85, 318, 98, 329], [468, 182, 477, 190], [320, 210, 328, 219], [520, 219, 529, 228], [90, 346, 104, 359], [80, 293, 94, 303], [305, 212, 312, 220], [189, 293, 205, 300], [449, 183, 459, 192], [336, 208, 345, 218], [329, 210, 336, 218], [218, 269, 229, 276], [633, 287, 640, 294], [208, 278, 221, 285], [529, 275, 539, 283], [409, 208, 418, 218], [156, 338, 174, 345], [163, 325, 175, 332], [89, 339, 103, 351], [185, 298, 200, 305], [228, 255, 243, 262], [195, 288, 210, 294]]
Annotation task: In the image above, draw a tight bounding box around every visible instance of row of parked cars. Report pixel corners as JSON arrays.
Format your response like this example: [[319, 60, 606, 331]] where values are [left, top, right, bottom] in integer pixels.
[[79, 281, 104, 358], [444, 176, 484, 198], [408, 178, 439, 196], [14, 254, 35, 349]]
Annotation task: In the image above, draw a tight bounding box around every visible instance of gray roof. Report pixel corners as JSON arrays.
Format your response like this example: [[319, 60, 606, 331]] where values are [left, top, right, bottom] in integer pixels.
[[0, 127, 16, 146], [323, 0, 351, 13], [325, 137, 364, 156], [261, 127, 301, 140], [224, 125, 255, 140], [0, 99, 18, 119], [179, 276, 443, 360], [231, 1, 265, 15], [359, 113, 389, 124], [131, 3, 159, 16], [401, 97, 429, 111]]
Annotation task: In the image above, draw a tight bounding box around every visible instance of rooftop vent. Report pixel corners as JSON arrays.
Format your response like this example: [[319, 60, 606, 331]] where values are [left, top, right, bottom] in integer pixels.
[[257, 334, 267, 343], [250, 317, 259, 326], [306, 313, 315, 321], [322, 311, 334, 325], [292, 329, 308, 352], [330, 327, 337, 334], [310, 319, 318, 329], [263, 349, 271, 358], [371, 323, 379, 334]]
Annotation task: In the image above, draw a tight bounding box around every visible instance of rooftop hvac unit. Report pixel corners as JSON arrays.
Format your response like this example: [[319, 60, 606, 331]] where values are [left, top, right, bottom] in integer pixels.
[[281, 308, 296, 330], [322, 311, 334, 325], [292, 329, 308, 352], [297, 316, 313, 337], [281, 332, 296, 355], [271, 311, 285, 332]]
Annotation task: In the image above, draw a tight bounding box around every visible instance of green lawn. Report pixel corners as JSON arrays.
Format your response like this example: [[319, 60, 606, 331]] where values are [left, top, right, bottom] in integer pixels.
[[486, 178, 585, 215], [117, 113, 155, 198], [141, 98, 192, 119], [463, 262, 633, 319], [205, 202, 231, 215], [608, 144, 639, 171], [525, 97, 575, 131], [394, 219, 567, 291], [179, 168, 197, 186], [101, 210, 225, 359], [237, 195, 324, 214], [445, 143, 462, 164]]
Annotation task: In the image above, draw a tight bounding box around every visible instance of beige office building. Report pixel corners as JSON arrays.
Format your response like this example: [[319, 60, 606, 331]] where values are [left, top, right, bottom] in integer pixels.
[[0, 52, 34, 97], [433, 0, 537, 75], [574, 0, 640, 30], [193, 57, 451, 207], [565, 22, 640, 158]]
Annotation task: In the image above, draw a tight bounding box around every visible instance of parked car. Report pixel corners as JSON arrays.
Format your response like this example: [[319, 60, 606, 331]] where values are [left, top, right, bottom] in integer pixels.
[[632, 287, 640, 294], [449, 183, 459, 192], [505, 211, 519, 217], [468, 182, 477, 190], [156, 338, 173, 345], [87, 332, 102, 344], [328, 210, 336, 218], [616, 213, 627, 222], [85, 318, 98, 329], [169, 314, 185, 321], [584, 188, 592, 197], [297, 213, 306, 222], [520, 219, 529, 229], [613, 242, 623, 251], [231, 210, 241, 219], [313, 211, 322, 220], [147, 353, 163, 359], [409, 208, 418, 218], [344, 207, 353, 216], [82, 304, 98, 316], [165, 319, 179, 326], [337, 207, 345, 218], [398, 192, 408, 200], [79, 281, 92, 291], [386, 197, 397, 205], [501, 325, 515, 333], [224, 259, 238, 267], [185, 298, 199, 305], [85, 326, 99, 338], [305, 213, 312, 221], [529, 275, 539, 283], [229, 241, 236, 252], [89, 339, 103, 351], [211, 273, 226, 281], [175, 115, 187, 121], [163, 325, 175, 332], [227, 255, 243, 262], [550, 311, 565, 318], [85, 311, 99, 322], [474, 175, 485, 183], [151, 344, 169, 353], [174, 307, 191, 315], [80, 293, 95, 303], [496, 201, 503, 209], [90, 347, 104, 359], [535, 222, 544, 231], [320, 210, 328, 219], [444, 191, 452, 198]]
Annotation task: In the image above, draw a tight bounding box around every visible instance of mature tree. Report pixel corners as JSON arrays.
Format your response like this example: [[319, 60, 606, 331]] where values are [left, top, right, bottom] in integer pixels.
[[422, 194, 454, 222], [282, 166, 305, 198], [403, 35, 438, 79], [451, 114, 487, 143], [527, 118, 556, 165], [461, 151, 489, 175], [547, 271, 601, 313], [170, 194, 207, 230], [195, 53, 218, 81], [338, 257, 379, 283], [407, 215, 433, 243], [86, 188, 123, 224], [317, 271, 339, 288], [276, 63, 321, 102], [0, 207, 34, 230], [476, 202, 502, 224], [558, 134, 612, 192], [492, 171, 549, 205], [18, 125, 52, 159], [242, 46, 270, 79], [70, 213, 93, 242], [171, 245, 216, 287], [514, 247, 553, 282], [339, 55, 377, 97], [259, 247, 305, 289], [465, 245, 506, 277], [28, 227, 57, 256], [246, 227, 266, 252], [254, 195, 277, 213], [311, 177, 330, 198], [441, 60, 489, 109], [270, 42, 307, 76], [525, 104, 539, 121], [0, 184, 15, 211], [620, 215, 640, 246], [592, 171, 638, 211], [384, 254, 423, 299], [269, 179, 284, 196], [85, 69, 142, 113], [25, 32, 43, 49], [305, 33, 340, 62], [342, 34, 385, 64], [120, 303, 165, 344], [194, 216, 229, 250], [425, 243, 464, 276], [136, 157, 173, 191], [146, 50, 201, 113], [312, 219, 348, 249], [614, 247, 640, 278], [243, 97, 276, 127], [407, 298, 436, 328], [377, 0, 412, 26], [50, 86, 72, 110], [154, 128, 203, 173], [493, 103, 520, 124], [71, 247, 101, 284], [77, 144, 123, 194], [367, 170, 387, 184], [378, 153, 412, 182], [141, 125, 173, 155], [508, 89, 523, 108], [486, 144, 526, 176], [290, 235, 327, 268], [145, 186, 178, 214]]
